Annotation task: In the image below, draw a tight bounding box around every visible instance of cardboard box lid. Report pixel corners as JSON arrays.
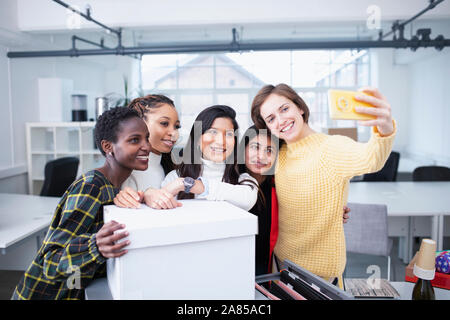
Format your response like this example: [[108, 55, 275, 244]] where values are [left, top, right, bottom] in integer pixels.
[[103, 200, 258, 250]]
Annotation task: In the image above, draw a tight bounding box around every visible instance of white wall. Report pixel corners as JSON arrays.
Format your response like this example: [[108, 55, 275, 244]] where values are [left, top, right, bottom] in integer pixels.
[[0, 45, 14, 169], [0, 0, 24, 191], [391, 19, 450, 169], [368, 20, 450, 171], [0, 11, 141, 194], [370, 49, 410, 152], [0, 53, 140, 193], [405, 48, 450, 166], [0, 0, 18, 32]]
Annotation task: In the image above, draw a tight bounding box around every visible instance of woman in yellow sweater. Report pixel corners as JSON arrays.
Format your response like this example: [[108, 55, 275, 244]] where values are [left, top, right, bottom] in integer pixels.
[[251, 84, 396, 288]]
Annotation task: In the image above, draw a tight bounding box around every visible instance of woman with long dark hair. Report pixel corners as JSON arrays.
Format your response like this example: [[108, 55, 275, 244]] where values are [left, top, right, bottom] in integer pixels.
[[161, 105, 258, 211], [238, 125, 279, 275], [238, 125, 350, 276]]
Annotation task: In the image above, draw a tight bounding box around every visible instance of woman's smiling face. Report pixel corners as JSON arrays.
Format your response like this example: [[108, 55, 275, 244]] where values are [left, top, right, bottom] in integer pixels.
[[144, 103, 180, 155], [200, 117, 235, 163], [111, 117, 151, 171], [245, 134, 277, 176], [259, 93, 305, 144]]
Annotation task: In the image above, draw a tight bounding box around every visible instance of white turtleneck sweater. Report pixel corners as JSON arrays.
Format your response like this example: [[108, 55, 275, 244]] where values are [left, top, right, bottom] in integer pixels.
[[121, 152, 166, 190], [161, 158, 258, 211]]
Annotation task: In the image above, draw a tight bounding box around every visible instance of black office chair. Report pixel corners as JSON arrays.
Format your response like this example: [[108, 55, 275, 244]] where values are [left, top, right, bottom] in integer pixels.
[[362, 151, 400, 182], [40, 157, 80, 197], [412, 166, 450, 181]]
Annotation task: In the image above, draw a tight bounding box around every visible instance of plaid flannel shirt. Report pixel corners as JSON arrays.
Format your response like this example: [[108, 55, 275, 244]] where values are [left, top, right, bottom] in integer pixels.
[[12, 170, 118, 300]]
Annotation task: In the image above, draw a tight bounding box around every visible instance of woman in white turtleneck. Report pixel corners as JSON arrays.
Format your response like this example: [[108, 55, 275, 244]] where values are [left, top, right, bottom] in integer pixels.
[[115, 104, 258, 211], [114, 95, 180, 208], [159, 105, 258, 211]]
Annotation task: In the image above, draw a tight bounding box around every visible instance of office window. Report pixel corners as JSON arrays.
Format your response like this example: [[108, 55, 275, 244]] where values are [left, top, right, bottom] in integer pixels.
[[141, 49, 370, 145]]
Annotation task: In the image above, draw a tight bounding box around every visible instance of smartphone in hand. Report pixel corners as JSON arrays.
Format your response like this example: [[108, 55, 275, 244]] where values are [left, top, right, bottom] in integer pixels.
[[328, 89, 377, 120]]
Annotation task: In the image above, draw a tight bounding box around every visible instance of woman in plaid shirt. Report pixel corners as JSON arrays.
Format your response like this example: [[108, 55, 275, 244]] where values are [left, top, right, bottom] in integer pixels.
[[12, 107, 151, 300]]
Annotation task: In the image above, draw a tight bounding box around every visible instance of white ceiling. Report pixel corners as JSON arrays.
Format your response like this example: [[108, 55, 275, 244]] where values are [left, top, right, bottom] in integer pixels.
[[14, 0, 450, 31], [2, 0, 450, 49]]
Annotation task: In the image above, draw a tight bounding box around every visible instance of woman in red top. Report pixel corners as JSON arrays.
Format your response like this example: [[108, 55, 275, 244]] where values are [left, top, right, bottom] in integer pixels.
[[238, 125, 279, 275]]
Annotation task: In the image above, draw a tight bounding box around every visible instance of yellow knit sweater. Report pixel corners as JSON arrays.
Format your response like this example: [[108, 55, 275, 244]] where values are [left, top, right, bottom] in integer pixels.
[[274, 125, 396, 278]]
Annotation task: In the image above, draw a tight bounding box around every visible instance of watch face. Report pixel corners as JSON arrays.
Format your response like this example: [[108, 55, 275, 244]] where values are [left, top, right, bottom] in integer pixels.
[[184, 177, 195, 186], [183, 177, 195, 193]]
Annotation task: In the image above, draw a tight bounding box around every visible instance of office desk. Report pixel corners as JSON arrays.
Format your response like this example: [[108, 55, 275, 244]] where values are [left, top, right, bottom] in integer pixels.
[[348, 182, 450, 261], [85, 277, 450, 300], [0, 193, 58, 255]]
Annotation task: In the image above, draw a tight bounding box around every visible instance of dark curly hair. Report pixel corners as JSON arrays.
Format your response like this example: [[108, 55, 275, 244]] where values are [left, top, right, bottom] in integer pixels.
[[94, 107, 141, 156], [127, 94, 175, 121]]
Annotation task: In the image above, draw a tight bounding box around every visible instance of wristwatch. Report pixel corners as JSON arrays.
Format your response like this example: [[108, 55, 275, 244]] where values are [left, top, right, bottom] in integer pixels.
[[183, 177, 196, 193]]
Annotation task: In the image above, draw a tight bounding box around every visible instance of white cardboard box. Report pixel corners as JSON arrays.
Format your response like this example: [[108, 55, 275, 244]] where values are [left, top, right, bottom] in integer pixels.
[[103, 200, 258, 300]]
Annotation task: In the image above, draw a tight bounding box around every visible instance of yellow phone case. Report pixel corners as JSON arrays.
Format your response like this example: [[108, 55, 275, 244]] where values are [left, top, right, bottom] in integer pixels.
[[328, 89, 376, 120]]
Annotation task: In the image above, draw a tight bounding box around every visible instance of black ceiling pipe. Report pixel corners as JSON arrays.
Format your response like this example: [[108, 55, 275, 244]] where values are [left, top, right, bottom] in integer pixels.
[[52, 0, 121, 37], [380, 0, 445, 40], [7, 38, 450, 58], [8, 0, 444, 59]]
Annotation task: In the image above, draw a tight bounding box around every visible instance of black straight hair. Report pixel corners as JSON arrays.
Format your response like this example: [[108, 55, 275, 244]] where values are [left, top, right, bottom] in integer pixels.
[[237, 124, 279, 176], [177, 105, 245, 199], [237, 125, 279, 212]]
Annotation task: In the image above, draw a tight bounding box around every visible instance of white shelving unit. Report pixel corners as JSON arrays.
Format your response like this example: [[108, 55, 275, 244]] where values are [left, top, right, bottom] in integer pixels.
[[26, 122, 103, 195]]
